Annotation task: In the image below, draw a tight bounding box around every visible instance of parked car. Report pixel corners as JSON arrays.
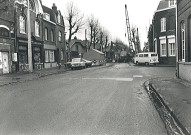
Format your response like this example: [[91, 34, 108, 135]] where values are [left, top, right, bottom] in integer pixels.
[[82, 59, 92, 67], [134, 52, 159, 65], [69, 58, 86, 70]]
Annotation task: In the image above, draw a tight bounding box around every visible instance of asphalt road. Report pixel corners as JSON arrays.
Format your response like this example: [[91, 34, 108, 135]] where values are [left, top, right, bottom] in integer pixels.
[[0, 63, 176, 135]]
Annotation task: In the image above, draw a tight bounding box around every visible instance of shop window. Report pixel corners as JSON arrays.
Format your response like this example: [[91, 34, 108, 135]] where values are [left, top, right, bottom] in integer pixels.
[[45, 50, 49, 62], [45, 50, 55, 62], [33, 47, 41, 63], [49, 50, 55, 62]]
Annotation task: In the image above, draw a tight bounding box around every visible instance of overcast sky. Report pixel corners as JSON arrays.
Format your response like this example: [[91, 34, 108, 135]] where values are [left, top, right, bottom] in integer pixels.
[[41, 0, 161, 49]]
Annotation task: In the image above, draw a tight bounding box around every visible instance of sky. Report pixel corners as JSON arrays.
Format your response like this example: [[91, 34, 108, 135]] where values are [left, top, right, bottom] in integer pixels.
[[41, 0, 161, 49]]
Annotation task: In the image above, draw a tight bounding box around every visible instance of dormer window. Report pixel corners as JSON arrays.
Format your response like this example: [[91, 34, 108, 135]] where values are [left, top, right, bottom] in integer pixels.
[[169, 0, 175, 7], [43, 13, 50, 21]]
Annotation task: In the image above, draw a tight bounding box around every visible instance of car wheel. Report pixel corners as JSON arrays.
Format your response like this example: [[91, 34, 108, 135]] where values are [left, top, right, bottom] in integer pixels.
[[136, 61, 139, 65], [145, 62, 149, 66]]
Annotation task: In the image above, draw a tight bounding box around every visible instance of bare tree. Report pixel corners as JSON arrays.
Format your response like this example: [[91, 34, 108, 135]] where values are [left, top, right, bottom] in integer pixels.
[[65, 2, 84, 61], [87, 15, 100, 49]]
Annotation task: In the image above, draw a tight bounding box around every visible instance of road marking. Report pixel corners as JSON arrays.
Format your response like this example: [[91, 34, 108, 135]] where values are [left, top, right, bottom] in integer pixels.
[[82, 77, 133, 82], [133, 75, 143, 78]]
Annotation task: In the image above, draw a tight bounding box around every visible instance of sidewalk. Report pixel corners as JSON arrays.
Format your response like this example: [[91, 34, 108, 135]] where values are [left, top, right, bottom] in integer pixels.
[[0, 63, 113, 87], [146, 77, 191, 135], [0, 66, 68, 86]]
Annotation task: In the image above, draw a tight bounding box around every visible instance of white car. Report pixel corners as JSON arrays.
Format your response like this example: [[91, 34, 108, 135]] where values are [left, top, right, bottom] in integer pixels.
[[70, 58, 86, 70], [82, 59, 92, 67]]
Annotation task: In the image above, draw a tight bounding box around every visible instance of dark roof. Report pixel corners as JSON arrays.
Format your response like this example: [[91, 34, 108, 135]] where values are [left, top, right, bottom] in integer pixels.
[[42, 5, 56, 22], [70, 39, 87, 48], [157, 0, 169, 11]]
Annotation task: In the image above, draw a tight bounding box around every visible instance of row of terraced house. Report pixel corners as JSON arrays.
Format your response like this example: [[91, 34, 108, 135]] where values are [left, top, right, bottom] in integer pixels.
[[0, 0, 66, 74], [148, 0, 191, 82]]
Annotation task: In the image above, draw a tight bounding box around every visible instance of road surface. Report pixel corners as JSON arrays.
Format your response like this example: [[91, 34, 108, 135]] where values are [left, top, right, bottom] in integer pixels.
[[0, 63, 176, 135]]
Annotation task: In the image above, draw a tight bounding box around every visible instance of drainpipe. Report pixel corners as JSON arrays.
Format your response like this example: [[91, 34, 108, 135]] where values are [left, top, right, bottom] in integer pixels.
[[176, 0, 179, 78]]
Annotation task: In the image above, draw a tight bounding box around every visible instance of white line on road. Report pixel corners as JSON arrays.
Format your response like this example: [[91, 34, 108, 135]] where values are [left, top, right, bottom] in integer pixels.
[[133, 75, 143, 78], [82, 77, 133, 82]]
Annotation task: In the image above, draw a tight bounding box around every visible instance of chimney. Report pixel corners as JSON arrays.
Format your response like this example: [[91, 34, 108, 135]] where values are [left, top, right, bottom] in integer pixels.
[[52, 3, 57, 12]]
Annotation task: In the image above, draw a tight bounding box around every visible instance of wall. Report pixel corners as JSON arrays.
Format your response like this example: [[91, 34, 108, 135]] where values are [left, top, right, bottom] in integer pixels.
[[153, 7, 176, 65]]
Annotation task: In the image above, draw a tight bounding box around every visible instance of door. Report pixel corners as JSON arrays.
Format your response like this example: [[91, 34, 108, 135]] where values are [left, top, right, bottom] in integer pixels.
[[2, 52, 9, 74]]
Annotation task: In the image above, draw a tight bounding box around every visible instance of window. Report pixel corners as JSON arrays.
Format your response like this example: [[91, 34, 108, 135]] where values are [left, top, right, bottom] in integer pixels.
[[181, 22, 185, 61], [168, 36, 175, 56], [169, 0, 175, 7], [160, 37, 166, 56], [169, 43, 175, 56], [43, 13, 50, 21], [144, 54, 148, 57], [161, 44, 166, 56], [161, 18, 166, 32], [139, 54, 143, 57], [151, 54, 157, 57], [51, 30, 54, 42], [59, 31, 62, 41], [57, 12, 61, 24], [35, 21, 40, 37], [49, 50, 55, 62], [45, 50, 49, 62], [0, 27, 9, 37], [45, 28, 48, 40], [19, 15, 26, 34], [45, 50, 55, 62]]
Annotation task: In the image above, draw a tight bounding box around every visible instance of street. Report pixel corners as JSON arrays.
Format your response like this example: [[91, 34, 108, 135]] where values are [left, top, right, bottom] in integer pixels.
[[0, 63, 176, 135]]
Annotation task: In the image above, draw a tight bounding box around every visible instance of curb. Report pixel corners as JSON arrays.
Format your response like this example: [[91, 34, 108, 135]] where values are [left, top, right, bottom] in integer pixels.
[[144, 80, 190, 135]]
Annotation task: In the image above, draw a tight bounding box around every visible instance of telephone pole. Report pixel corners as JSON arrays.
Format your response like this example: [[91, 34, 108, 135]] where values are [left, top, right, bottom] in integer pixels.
[[27, 0, 33, 72]]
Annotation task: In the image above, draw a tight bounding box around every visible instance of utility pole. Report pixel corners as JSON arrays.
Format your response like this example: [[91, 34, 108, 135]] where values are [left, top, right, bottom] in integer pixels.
[[27, 0, 33, 72]]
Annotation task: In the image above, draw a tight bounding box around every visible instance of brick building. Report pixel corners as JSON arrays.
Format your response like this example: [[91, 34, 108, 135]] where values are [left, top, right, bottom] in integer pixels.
[[177, 0, 191, 82], [0, 0, 66, 74], [0, 0, 15, 74], [149, 0, 176, 65]]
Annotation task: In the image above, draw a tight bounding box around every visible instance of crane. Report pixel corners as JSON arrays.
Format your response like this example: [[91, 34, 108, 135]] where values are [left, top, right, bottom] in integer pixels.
[[125, 4, 135, 56]]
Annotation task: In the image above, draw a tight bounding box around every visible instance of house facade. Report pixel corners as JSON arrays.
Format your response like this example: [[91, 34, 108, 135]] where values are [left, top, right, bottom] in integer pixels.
[[177, 0, 191, 82], [0, 0, 66, 74], [0, 0, 15, 74], [69, 37, 87, 59], [151, 0, 176, 65]]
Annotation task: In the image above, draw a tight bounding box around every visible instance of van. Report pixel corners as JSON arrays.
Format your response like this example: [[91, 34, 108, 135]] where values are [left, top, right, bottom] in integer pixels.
[[134, 52, 159, 65]]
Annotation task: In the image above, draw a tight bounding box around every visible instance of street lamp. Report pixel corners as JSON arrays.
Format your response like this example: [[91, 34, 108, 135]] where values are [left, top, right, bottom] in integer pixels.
[[15, 0, 33, 72]]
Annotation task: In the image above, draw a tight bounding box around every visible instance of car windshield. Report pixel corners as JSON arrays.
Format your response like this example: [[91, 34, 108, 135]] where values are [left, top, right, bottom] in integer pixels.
[[72, 58, 81, 62]]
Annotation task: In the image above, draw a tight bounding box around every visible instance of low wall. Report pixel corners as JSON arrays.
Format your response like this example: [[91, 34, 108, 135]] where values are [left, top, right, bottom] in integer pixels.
[[179, 62, 191, 82]]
